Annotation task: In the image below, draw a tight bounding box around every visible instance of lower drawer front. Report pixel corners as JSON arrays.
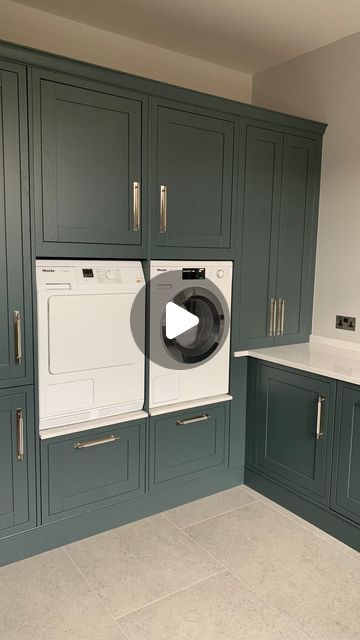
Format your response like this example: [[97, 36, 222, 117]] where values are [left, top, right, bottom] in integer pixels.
[[42, 420, 145, 523], [149, 403, 229, 491]]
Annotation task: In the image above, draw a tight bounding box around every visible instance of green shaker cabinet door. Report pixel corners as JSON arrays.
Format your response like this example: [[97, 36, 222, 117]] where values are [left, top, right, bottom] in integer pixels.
[[0, 63, 32, 387], [237, 126, 283, 349], [257, 364, 334, 503], [41, 420, 145, 523], [0, 387, 36, 537], [331, 386, 360, 525], [149, 402, 229, 491], [33, 71, 145, 256], [275, 135, 318, 344], [151, 100, 235, 251]]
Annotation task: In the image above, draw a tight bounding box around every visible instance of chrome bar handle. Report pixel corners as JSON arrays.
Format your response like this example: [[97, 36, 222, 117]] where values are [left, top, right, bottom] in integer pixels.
[[160, 185, 167, 233], [273, 298, 278, 337], [316, 396, 325, 440], [276, 298, 282, 336], [269, 298, 275, 336], [16, 409, 24, 461], [176, 413, 209, 426], [74, 434, 120, 449], [14, 311, 22, 363], [280, 299, 285, 335], [132, 181, 141, 231]]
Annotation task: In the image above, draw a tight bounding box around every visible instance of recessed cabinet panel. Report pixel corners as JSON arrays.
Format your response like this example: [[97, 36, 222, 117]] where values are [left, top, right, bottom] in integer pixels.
[[152, 101, 235, 251], [256, 364, 335, 503], [0, 64, 32, 387], [237, 127, 283, 348], [149, 403, 229, 491], [41, 420, 145, 523], [331, 386, 360, 525], [0, 387, 36, 537], [33, 71, 146, 255]]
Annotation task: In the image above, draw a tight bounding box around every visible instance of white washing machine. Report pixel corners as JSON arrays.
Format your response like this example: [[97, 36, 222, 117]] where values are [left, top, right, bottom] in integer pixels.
[[149, 260, 232, 410], [36, 260, 145, 435]]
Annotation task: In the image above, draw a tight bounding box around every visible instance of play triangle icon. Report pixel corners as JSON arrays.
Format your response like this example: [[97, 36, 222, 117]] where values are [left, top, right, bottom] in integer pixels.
[[165, 301, 199, 339]]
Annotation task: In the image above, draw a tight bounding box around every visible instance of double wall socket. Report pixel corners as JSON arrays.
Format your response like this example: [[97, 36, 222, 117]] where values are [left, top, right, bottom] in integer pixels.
[[336, 315, 356, 331]]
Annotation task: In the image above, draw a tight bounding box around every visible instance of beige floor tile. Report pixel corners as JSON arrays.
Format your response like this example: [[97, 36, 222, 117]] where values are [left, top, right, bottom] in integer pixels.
[[0, 548, 126, 640], [66, 514, 221, 618], [119, 570, 308, 639], [164, 485, 259, 528], [185, 501, 360, 640]]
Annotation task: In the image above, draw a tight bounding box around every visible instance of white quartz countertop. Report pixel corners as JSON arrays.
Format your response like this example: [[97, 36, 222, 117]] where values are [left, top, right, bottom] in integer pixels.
[[234, 337, 360, 385]]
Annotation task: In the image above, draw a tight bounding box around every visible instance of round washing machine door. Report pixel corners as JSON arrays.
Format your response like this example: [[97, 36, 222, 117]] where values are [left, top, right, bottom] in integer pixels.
[[161, 286, 226, 364]]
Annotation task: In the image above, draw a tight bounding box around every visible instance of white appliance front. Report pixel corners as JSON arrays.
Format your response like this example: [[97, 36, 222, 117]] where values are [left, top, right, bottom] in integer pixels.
[[149, 261, 232, 409], [37, 260, 145, 433]]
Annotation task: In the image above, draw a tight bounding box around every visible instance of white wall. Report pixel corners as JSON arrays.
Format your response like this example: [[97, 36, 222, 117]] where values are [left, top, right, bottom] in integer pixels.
[[253, 31, 360, 345], [0, 0, 252, 102]]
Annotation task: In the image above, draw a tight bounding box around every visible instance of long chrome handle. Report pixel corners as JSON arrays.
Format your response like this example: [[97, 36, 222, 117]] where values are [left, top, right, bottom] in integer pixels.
[[160, 185, 167, 233], [269, 298, 275, 336], [280, 299, 285, 335], [176, 413, 209, 426], [276, 298, 283, 336], [273, 298, 278, 337], [74, 434, 120, 449], [14, 311, 22, 363], [16, 409, 24, 461], [316, 396, 325, 440], [132, 181, 140, 231]]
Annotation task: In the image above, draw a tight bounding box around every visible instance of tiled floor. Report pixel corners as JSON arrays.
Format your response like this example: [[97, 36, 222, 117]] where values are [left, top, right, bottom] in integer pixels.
[[1, 486, 359, 639]]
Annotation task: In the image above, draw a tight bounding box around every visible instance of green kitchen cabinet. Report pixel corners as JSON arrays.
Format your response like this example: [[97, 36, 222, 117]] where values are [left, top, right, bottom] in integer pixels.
[[251, 362, 335, 504], [0, 62, 33, 388], [236, 125, 321, 350], [149, 402, 230, 491], [150, 98, 236, 257], [331, 385, 360, 525], [41, 418, 146, 523], [0, 387, 36, 538], [32, 69, 147, 258]]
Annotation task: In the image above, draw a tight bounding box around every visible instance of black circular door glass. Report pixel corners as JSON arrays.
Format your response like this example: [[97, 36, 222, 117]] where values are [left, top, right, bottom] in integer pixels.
[[161, 287, 225, 364]]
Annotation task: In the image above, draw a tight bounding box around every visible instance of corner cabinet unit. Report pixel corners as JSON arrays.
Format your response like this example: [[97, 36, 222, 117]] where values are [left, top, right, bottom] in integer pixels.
[[150, 98, 237, 257], [0, 387, 36, 538], [0, 62, 33, 387], [331, 384, 360, 525], [247, 361, 335, 505], [236, 125, 321, 350], [31, 69, 148, 258]]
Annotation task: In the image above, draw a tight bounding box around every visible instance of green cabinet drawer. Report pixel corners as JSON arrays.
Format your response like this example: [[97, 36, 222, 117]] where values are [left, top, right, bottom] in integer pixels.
[[149, 402, 229, 491], [41, 419, 146, 523], [331, 385, 360, 525], [0, 386, 36, 538]]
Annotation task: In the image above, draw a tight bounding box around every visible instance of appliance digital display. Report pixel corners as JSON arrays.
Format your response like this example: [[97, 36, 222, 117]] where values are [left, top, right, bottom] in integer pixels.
[[182, 268, 206, 280], [82, 269, 94, 278]]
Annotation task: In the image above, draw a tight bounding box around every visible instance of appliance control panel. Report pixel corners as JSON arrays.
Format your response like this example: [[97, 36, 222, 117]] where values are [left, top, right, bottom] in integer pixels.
[[182, 268, 206, 280], [36, 261, 144, 291]]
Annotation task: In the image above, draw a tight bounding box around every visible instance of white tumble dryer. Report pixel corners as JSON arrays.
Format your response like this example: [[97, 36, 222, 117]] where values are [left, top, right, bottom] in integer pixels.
[[149, 260, 233, 411], [36, 260, 145, 435]]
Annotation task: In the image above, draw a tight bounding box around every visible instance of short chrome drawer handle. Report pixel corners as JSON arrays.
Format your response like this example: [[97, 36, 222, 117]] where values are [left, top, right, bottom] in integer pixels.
[[74, 434, 120, 449], [176, 414, 209, 426], [316, 395, 325, 440]]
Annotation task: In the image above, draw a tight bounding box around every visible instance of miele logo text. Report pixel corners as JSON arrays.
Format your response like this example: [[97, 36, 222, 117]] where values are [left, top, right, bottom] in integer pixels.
[[42, 269, 55, 272], [156, 268, 168, 272]]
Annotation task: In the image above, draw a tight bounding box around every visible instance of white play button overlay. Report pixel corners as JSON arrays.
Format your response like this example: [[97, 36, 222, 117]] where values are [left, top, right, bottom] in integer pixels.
[[165, 302, 199, 339]]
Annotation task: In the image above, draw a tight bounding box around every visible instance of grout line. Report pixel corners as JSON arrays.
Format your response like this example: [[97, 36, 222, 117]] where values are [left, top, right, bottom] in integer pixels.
[[115, 569, 227, 622], [61, 546, 129, 638], [167, 498, 261, 530]]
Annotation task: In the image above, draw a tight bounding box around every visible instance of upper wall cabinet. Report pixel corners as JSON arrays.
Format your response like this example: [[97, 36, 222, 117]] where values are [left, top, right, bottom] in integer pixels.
[[150, 98, 237, 257], [32, 70, 147, 258], [235, 124, 321, 350], [0, 62, 33, 388]]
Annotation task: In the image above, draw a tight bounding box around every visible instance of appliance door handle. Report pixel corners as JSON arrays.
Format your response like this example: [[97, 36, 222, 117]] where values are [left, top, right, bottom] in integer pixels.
[[160, 185, 167, 233], [14, 310, 22, 364], [316, 396, 325, 440], [132, 181, 141, 231], [176, 413, 209, 426], [74, 434, 120, 449], [16, 408, 24, 461]]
